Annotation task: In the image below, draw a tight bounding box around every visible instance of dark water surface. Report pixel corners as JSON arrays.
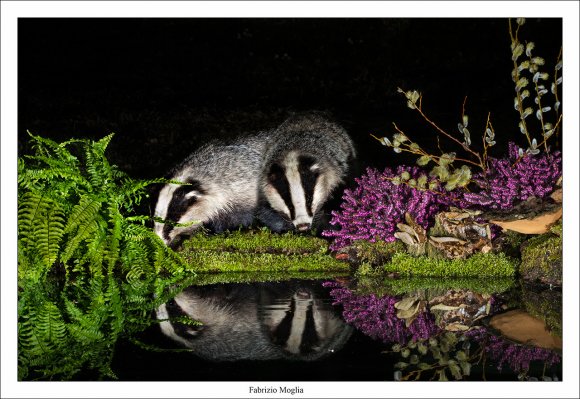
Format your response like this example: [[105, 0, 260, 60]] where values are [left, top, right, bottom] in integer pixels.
[[111, 279, 562, 382]]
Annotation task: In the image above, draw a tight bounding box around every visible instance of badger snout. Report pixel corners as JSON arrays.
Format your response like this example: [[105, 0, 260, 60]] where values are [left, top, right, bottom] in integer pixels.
[[295, 223, 311, 232]]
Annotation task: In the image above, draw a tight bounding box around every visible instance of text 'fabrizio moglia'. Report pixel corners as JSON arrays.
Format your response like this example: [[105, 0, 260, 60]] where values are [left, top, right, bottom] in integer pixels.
[[249, 386, 304, 395]]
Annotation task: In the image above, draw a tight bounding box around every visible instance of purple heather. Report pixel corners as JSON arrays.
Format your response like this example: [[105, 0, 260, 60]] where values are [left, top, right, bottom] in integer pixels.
[[322, 166, 453, 251], [463, 143, 561, 210]]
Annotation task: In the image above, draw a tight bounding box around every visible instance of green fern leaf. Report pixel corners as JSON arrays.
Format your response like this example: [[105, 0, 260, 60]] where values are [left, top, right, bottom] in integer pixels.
[[105, 277, 124, 337], [61, 220, 100, 264], [35, 301, 68, 347], [18, 192, 48, 245], [82, 224, 109, 278], [60, 196, 103, 264], [123, 222, 151, 242], [34, 203, 65, 271], [83, 133, 115, 189], [64, 298, 105, 342], [105, 202, 122, 270], [95, 133, 115, 154]]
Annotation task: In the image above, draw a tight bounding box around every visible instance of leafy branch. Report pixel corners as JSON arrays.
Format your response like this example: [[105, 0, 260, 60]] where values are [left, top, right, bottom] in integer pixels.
[[373, 18, 562, 194]]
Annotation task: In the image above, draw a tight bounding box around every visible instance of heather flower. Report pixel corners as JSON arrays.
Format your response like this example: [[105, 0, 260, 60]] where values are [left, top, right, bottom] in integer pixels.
[[323, 282, 439, 345], [463, 142, 561, 210], [467, 327, 561, 373], [323, 166, 453, 251]]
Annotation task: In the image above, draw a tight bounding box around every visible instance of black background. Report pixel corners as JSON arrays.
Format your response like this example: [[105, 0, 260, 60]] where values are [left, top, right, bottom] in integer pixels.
[[18, 18, 562, 181]]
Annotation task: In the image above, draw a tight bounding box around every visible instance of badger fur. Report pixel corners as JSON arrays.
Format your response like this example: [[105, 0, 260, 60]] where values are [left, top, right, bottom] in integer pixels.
[[154, 132, 271, 247], [156, 282, 353, 361], [257, 114, 356, 233], [154, 114, 355, 247]]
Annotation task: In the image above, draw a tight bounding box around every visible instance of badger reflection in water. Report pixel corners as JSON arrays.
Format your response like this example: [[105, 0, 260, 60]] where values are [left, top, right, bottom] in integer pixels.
[[156, 281, 353, 361]]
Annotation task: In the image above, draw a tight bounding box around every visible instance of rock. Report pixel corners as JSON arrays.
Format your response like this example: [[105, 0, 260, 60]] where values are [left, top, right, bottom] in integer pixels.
[[489, 309, 562, 350], [519, 224, 562, 286]]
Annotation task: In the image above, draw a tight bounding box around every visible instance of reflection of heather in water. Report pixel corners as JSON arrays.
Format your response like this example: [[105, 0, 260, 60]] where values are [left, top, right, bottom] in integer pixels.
[[323, 282, 439, 344], [467, 328, 561, 373]]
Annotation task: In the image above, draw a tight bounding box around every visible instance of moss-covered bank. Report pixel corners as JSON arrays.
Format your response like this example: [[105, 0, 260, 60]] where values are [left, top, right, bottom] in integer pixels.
[[188, 271, 349, 286], [519, 222, 562, 286], [179, 229, 349, 273], [383, 252, 518, 278], [354, 275, 515, 297]]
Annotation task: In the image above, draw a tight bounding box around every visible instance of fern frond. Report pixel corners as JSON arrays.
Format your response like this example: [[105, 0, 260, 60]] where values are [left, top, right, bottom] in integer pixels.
[[60, 196, 103, 265], [121, 239, 153, 285], [18, 192, 48, 245], [105, 202, 122, 270], [123, 222, 152, 242], [153, 242, 187, 275], [28, 132, 64, 159], [116, 177, 169, 211], [84, 134, 115, 189], [82, 223, 109, 278], [65, 196, 103, 234], [33, 203, 65, 273], [61, 220, 100, 265], [95, 133, 115, 154], [64, 298, 105, 342], [20, 167, 88, 195], [125, 264, 146, 285], [105, 277, 124, 337], [34, 301, 68, 348], [23, 153, 80, 174]]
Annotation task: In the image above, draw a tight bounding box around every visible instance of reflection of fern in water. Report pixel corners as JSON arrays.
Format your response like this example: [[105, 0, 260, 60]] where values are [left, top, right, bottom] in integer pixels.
[[18, 133, 191, 380]]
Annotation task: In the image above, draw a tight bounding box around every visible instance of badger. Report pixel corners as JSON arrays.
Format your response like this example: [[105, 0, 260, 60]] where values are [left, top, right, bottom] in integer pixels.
[[257, 114, 356, 233], [154, 114, 355, 247], [154, 132, 271, 247], [155, 282, 353, 361]]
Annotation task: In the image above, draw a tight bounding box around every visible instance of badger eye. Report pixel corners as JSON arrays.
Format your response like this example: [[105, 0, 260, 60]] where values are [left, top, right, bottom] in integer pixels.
[[183, 190, 199, 201], [268, 163, 284, 182]]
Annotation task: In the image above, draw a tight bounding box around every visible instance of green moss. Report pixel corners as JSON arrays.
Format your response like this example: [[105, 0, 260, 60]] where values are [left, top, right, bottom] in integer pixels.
[[383, 252, 518, 278], [354, 275, 515, 297], [550, 220, 563, 237], [182, 250, 348, 272], [188, 271, 349, 286], [500, 230, 529, 258], [181, 228, 329, 255], [352, 240, 406, 265], [179, 229, 349, 273], [520, 226, 562, 285]]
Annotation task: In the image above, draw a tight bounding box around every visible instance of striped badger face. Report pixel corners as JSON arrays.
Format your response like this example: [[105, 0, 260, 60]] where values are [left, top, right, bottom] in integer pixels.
[[154, 177, 208, 247], [259, 285, 350, 357], [263, 151, 340, 233], [155, 283, 352, 361]]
